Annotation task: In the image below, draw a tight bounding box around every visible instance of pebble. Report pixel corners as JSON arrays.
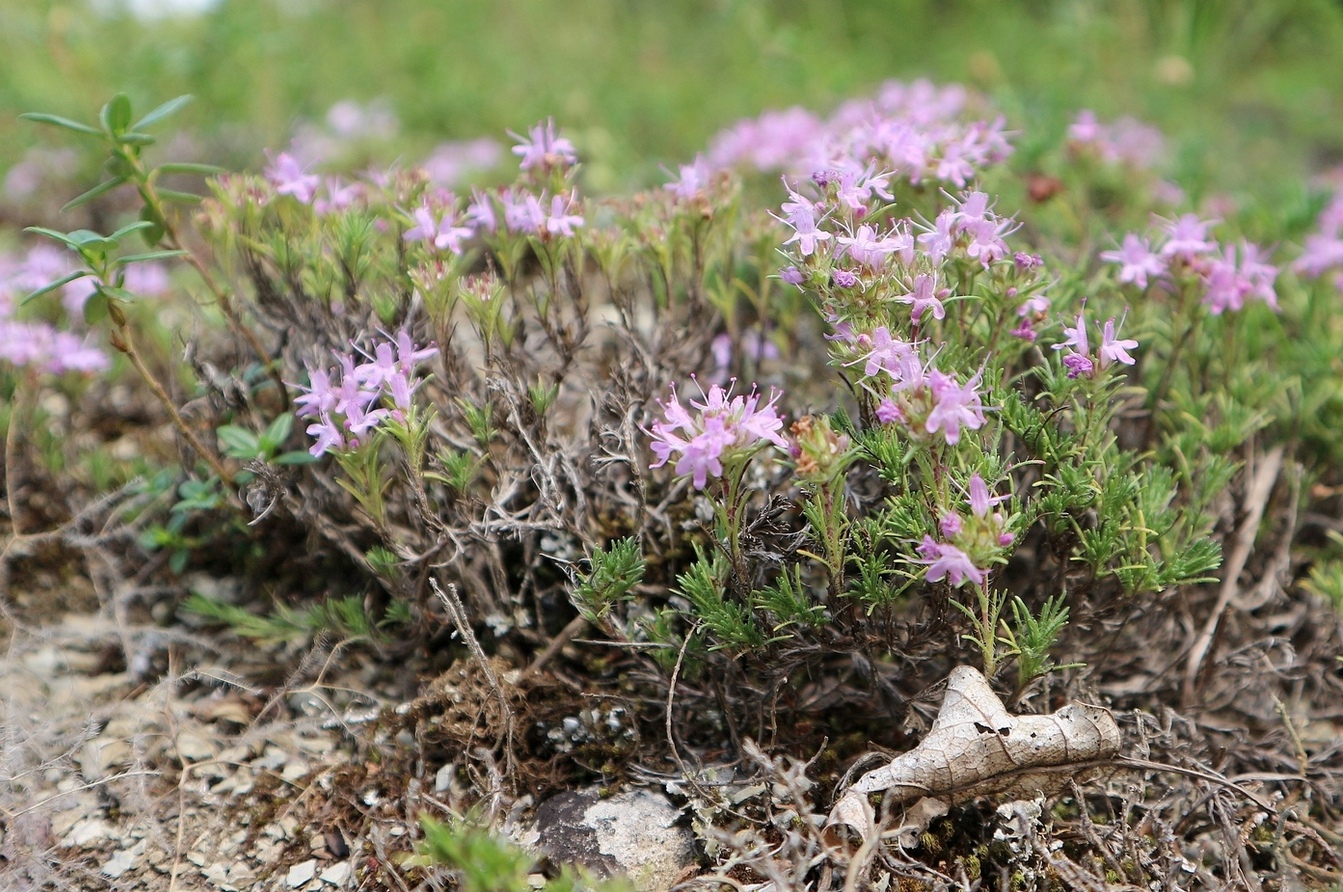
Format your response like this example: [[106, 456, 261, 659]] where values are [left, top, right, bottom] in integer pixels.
[[320, 861, 351, 886], [65, 818, 115, 847], [287, 858, 318, 887], [101, 840, 144, 878]]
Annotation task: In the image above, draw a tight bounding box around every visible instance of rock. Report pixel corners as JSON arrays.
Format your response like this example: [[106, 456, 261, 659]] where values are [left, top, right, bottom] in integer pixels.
[[101, 840, 145, 878], [287, 858, 318, 887], [175, 731, 217, 762], [65, 818, 115, 847], [320, 861, 351, 885], [527, 787, 696, 892]]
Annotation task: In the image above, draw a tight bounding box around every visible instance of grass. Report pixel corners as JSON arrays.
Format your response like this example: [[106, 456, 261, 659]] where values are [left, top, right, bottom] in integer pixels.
[[4, 0, 1343, 194]]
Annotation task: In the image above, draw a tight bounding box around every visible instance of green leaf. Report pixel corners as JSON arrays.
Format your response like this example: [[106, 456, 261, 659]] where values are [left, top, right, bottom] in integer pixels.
[[156, 188, 203, 205], [61, 177, 129, 212], [217, 424, 262, 459], [18, 111, 102, 137], [261, 414, 294, 453], [20, 270, 90, 307], [132, 94, 192, 131], [23, 226, 83, 250], [97, 284, 139, 303], [155, 161, 226, 176], [275, 451, 319, 465], [100, 93, 133, 135], [115, 250, 189, 265], [117, 132, 157, 147], [108, 220, 156, 242], [83, 291, 110, 326]]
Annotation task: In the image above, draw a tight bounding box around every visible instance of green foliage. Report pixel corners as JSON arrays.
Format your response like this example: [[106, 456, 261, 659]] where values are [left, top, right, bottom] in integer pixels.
[[1001, 593, 1082, 692], [676, 548, 763, 652], [182, 590, 406, 645], [407, 815, 631, 892], [571, 537, 646, 624]]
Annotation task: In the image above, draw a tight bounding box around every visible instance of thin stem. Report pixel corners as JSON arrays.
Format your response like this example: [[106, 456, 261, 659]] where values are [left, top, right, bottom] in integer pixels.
[[123, 147, 288, 409], [109, 321, 236, 490]]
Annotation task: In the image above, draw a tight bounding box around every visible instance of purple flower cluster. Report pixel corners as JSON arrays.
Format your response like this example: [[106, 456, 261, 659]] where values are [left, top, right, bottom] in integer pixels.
[[511, 118, 578, 174], [1051, 306, 1138, 379], [1067, 110, 1166, 170], [704, 79, 1011, 188], [263, 150, 369, 215], [293, 330, 438, 457], [918, 473, 1014, 587], [1100, 214, 1279, 314], [1294, 189, 1343, 289], [647, 380, 788, 490], [0, 245, 109, 374], [852, 327, 988, 446]]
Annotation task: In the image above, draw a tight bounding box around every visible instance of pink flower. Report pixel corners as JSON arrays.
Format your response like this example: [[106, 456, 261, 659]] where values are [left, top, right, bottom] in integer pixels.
[[511, 118, 577, 172], [859, 327, 914, 379], [924, 370, 986, 445], [1098, 317, 1139, 369], [917, 536, 986, 587], [897, 273, 945, 323], [647, 380, 787, 490], [1158, 213, 1218, 261], [265, 151, 320, 204], [836, 223, 899, 268], [544, 192, 585, 238], [1100, 233, 1166, 289]]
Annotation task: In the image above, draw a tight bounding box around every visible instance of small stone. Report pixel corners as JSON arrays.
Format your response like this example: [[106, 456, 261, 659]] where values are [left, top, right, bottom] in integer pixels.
[[201, 862, 231, 887], [186, 850, 208, 867], [102, 842, 143, 878], [281, 759, 312, 781], [319, 861, 351, 885], [66, 818, 115, 847], [287, 858, 318, 887], [527, 787, 696, 892], [434, 763, 453, 792], [175, 732, 216, 762]]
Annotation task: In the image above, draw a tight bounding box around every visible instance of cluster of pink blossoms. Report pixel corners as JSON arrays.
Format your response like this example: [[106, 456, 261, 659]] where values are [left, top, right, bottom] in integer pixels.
[[1100, 213, 1279, 315], [705, 79, 1011, 188], [917, 473, 1014, 587], [1294, 189, 1343, 290], [647, 381, 788, 490], [293, 331, 438, 457], [0, 244, 123, 375], [848, 326, 988, 446], [1051, 306, 1139, 379], [264, 119, 586, 250], [1067, 110, 1166, 170]]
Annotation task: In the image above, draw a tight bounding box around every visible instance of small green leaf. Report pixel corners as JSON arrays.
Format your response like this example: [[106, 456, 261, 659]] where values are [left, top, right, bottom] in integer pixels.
[[115, 250, 189, 265], [156, 188, 203, 205], [155, 161, 226, 176], [24, 226, 83, 250], [100, 93, 133, 135], [118, 132, 156, 147], [261, 414, 294, 452], [275, 451, 319, 465], [217, 425, 262, 459], [104, 155, 134, 179], [97, 285, 139, 303], [107, 220, 156, 242], [83, 291, 110, 326], [21, 270, 90, 307], [132, 94, 192, 131], [61, 177, 129, 212], [18, 111, 102, 137]]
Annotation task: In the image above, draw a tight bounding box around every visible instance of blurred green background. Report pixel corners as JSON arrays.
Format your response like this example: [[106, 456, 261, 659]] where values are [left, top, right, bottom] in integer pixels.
[[3, 0, 1343, 193]]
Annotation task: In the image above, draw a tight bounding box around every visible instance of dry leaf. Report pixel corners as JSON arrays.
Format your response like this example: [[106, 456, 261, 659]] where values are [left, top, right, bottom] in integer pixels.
[[827, 666, 1119, 843]]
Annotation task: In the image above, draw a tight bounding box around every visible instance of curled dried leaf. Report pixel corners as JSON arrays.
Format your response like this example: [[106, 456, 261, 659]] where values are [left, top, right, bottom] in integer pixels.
[[826, 666, 1119, 844]]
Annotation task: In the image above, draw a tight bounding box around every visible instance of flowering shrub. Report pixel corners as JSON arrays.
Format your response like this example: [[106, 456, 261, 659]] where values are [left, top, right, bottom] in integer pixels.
[[10, 82, 1343, 888]]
